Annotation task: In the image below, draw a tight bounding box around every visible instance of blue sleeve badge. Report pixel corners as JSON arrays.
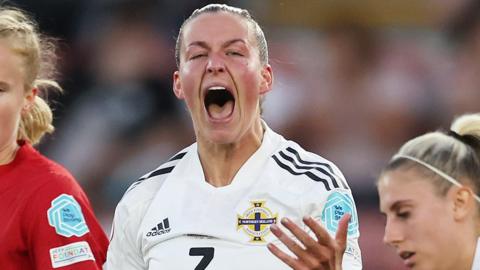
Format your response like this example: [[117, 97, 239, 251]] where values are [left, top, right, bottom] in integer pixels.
[[321, 191, 359, 237], [47, 194, 89, 237]]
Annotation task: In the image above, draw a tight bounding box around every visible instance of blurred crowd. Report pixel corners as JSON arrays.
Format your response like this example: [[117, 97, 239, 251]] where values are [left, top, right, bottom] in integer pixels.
[[9, 0, 480, 269]]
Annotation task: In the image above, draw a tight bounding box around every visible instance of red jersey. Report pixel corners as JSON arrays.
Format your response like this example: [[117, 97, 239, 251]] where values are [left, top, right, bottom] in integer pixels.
[[0, 141, 109, 269]]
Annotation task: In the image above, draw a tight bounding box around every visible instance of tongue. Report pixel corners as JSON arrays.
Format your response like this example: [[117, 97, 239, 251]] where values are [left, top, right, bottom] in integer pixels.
[[208, 100, 234, 119]]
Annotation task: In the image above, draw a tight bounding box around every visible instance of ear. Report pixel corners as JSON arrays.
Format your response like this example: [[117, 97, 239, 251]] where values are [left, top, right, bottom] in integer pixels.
[[452, 186, 476, 221], [22, 87, 37, 114], [173, 71, 184, 99], [259, 64, 273, 95]]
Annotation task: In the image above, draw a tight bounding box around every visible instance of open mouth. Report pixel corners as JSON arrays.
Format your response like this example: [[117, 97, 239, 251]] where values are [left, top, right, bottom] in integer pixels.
[[204, 86, 235, 120], [399, 251, 415, 267]]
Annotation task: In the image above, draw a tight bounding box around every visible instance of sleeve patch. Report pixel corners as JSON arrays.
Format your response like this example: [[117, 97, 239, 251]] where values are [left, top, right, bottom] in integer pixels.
[[50, 241, 95, 268], [47, 194, 90, 237], [321, 191, 359, 237]]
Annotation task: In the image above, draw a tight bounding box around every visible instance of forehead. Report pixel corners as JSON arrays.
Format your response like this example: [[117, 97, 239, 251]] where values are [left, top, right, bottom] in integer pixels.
[[0, 39, 24, 76], [182, 12, 254, 47], [378, 169, 439, 211]]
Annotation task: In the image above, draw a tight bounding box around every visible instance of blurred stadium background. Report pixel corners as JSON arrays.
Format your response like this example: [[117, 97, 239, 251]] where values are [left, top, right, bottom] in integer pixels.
[[9, 0, 480, 269]]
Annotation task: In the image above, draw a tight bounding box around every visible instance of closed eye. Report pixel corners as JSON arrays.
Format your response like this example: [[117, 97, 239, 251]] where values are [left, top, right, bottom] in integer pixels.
[[226, 51, 243, 57], [396, 211, 410, 219], [0, 83, 9, 93], [190, 54, 207, 60]]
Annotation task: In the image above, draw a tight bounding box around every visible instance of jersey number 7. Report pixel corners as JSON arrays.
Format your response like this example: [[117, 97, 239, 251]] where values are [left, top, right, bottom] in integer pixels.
[[189, 247, 214, 269]]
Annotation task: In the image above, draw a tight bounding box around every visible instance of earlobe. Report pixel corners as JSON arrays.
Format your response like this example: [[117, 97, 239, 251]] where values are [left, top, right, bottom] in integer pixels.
[[259, 65, 273, 95], [173, 71, 184, 99]]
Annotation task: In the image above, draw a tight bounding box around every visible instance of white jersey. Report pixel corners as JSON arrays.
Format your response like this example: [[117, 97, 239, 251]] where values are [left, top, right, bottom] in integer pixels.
[[105, 123, 362, 269], [472, 238, 480, 270]]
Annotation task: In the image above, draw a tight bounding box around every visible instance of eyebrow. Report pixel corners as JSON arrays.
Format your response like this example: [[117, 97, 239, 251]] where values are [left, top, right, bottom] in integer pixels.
[[223, 38, 247, 48], [187, 38, 247, 50]]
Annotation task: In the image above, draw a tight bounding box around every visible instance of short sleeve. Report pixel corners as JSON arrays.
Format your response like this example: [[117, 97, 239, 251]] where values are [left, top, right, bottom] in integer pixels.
[[104, 199, 146, 270], [24, 177, 109, 269], [303, 187, 363, 270]]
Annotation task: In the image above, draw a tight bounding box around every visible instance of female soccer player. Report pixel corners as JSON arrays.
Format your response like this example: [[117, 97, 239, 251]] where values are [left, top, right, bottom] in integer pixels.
[[0, 6, 108, 269], [106, 4, 361, 270], [378, 113, 480, 270]]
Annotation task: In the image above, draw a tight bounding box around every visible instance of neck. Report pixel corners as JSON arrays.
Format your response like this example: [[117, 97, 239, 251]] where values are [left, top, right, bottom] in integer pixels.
[[452, 231, 478, 270], [0, 140, 19, 165], [198, 119, 264, 187]]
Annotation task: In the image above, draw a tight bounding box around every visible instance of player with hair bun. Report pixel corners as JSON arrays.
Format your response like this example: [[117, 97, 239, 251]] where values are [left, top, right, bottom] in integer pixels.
[[0, 6, 108, 269], [378, 113, 480, 270]]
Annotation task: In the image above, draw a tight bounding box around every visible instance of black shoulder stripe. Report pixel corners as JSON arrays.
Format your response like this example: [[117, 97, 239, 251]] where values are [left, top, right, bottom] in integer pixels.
[[125, 166, 175, 194], [148, 166, 175, 178], [145, 150, 187, 179], [286, 147, 335, 171], [278, 151, 339, 188], [285, 147, 348, 189], [124, 151, 187, 195], [272, 155, 331, 191], [169, 151, 187, 162]]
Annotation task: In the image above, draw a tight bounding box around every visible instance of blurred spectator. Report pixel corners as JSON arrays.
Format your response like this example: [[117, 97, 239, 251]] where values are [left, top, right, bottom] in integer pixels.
[[445, 0, 480, 116], [45, 2, 179, 208]]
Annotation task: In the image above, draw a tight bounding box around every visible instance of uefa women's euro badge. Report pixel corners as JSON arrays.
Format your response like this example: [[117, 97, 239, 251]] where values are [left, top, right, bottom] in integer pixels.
[[321, 191, 359, 237], [47, 194, 89, 237]]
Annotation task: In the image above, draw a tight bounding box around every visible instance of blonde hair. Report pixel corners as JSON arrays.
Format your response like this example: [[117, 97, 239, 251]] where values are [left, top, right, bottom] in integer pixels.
[[381, 113, 480, 197], [0, 7, 62, 145]]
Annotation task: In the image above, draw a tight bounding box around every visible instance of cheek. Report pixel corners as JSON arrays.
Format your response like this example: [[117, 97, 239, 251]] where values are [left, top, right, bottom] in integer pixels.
[[178, 64, 203, 105], [410, 206, 454, 253], [235, 63, 263, 98], [0, 99, 22, 136]]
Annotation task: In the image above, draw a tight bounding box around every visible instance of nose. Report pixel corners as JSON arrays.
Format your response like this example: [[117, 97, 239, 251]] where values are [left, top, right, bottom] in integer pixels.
[[383, 219, 404, 246], [206, 55, 225, 74]]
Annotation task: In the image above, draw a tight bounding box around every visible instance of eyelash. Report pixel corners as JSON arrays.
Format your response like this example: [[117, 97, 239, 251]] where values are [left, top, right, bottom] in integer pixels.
[[396, 211, 410, 219], [189, 51, 244, 60], [190, 54, 206, 60], [226, 51, 243, 56]]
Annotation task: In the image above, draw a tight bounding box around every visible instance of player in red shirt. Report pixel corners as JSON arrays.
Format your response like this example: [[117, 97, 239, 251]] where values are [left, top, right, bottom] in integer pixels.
[[0, 6, 108, 269]]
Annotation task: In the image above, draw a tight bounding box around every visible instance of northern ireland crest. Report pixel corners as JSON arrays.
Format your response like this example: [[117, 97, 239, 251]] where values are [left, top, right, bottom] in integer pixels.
[[237, 200, 277, 242]]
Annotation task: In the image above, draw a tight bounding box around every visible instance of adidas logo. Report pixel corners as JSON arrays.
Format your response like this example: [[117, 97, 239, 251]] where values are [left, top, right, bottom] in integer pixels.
[[146, 218, 171, 237]]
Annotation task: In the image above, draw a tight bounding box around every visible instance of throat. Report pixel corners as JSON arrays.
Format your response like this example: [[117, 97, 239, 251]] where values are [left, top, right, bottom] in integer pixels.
[[197, 118, 265, 187], [199, 144, 244, 187], [207, 100, 234, 120], [203, 161, 238, 187]]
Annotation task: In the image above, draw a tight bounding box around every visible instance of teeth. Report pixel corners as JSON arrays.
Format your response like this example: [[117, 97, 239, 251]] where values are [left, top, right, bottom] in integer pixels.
[[208, 86, 226, 91]]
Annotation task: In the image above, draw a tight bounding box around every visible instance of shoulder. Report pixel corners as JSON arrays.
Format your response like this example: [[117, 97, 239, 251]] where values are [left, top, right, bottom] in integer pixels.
[[116, 146, 191, 215], [123, 146, 189, 196], [12, 145, 88, 203], [18, 144, 79, 191], [23, 157, 92, 218], [270, 139, 350, 192], [109, 146, 191, 254]]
